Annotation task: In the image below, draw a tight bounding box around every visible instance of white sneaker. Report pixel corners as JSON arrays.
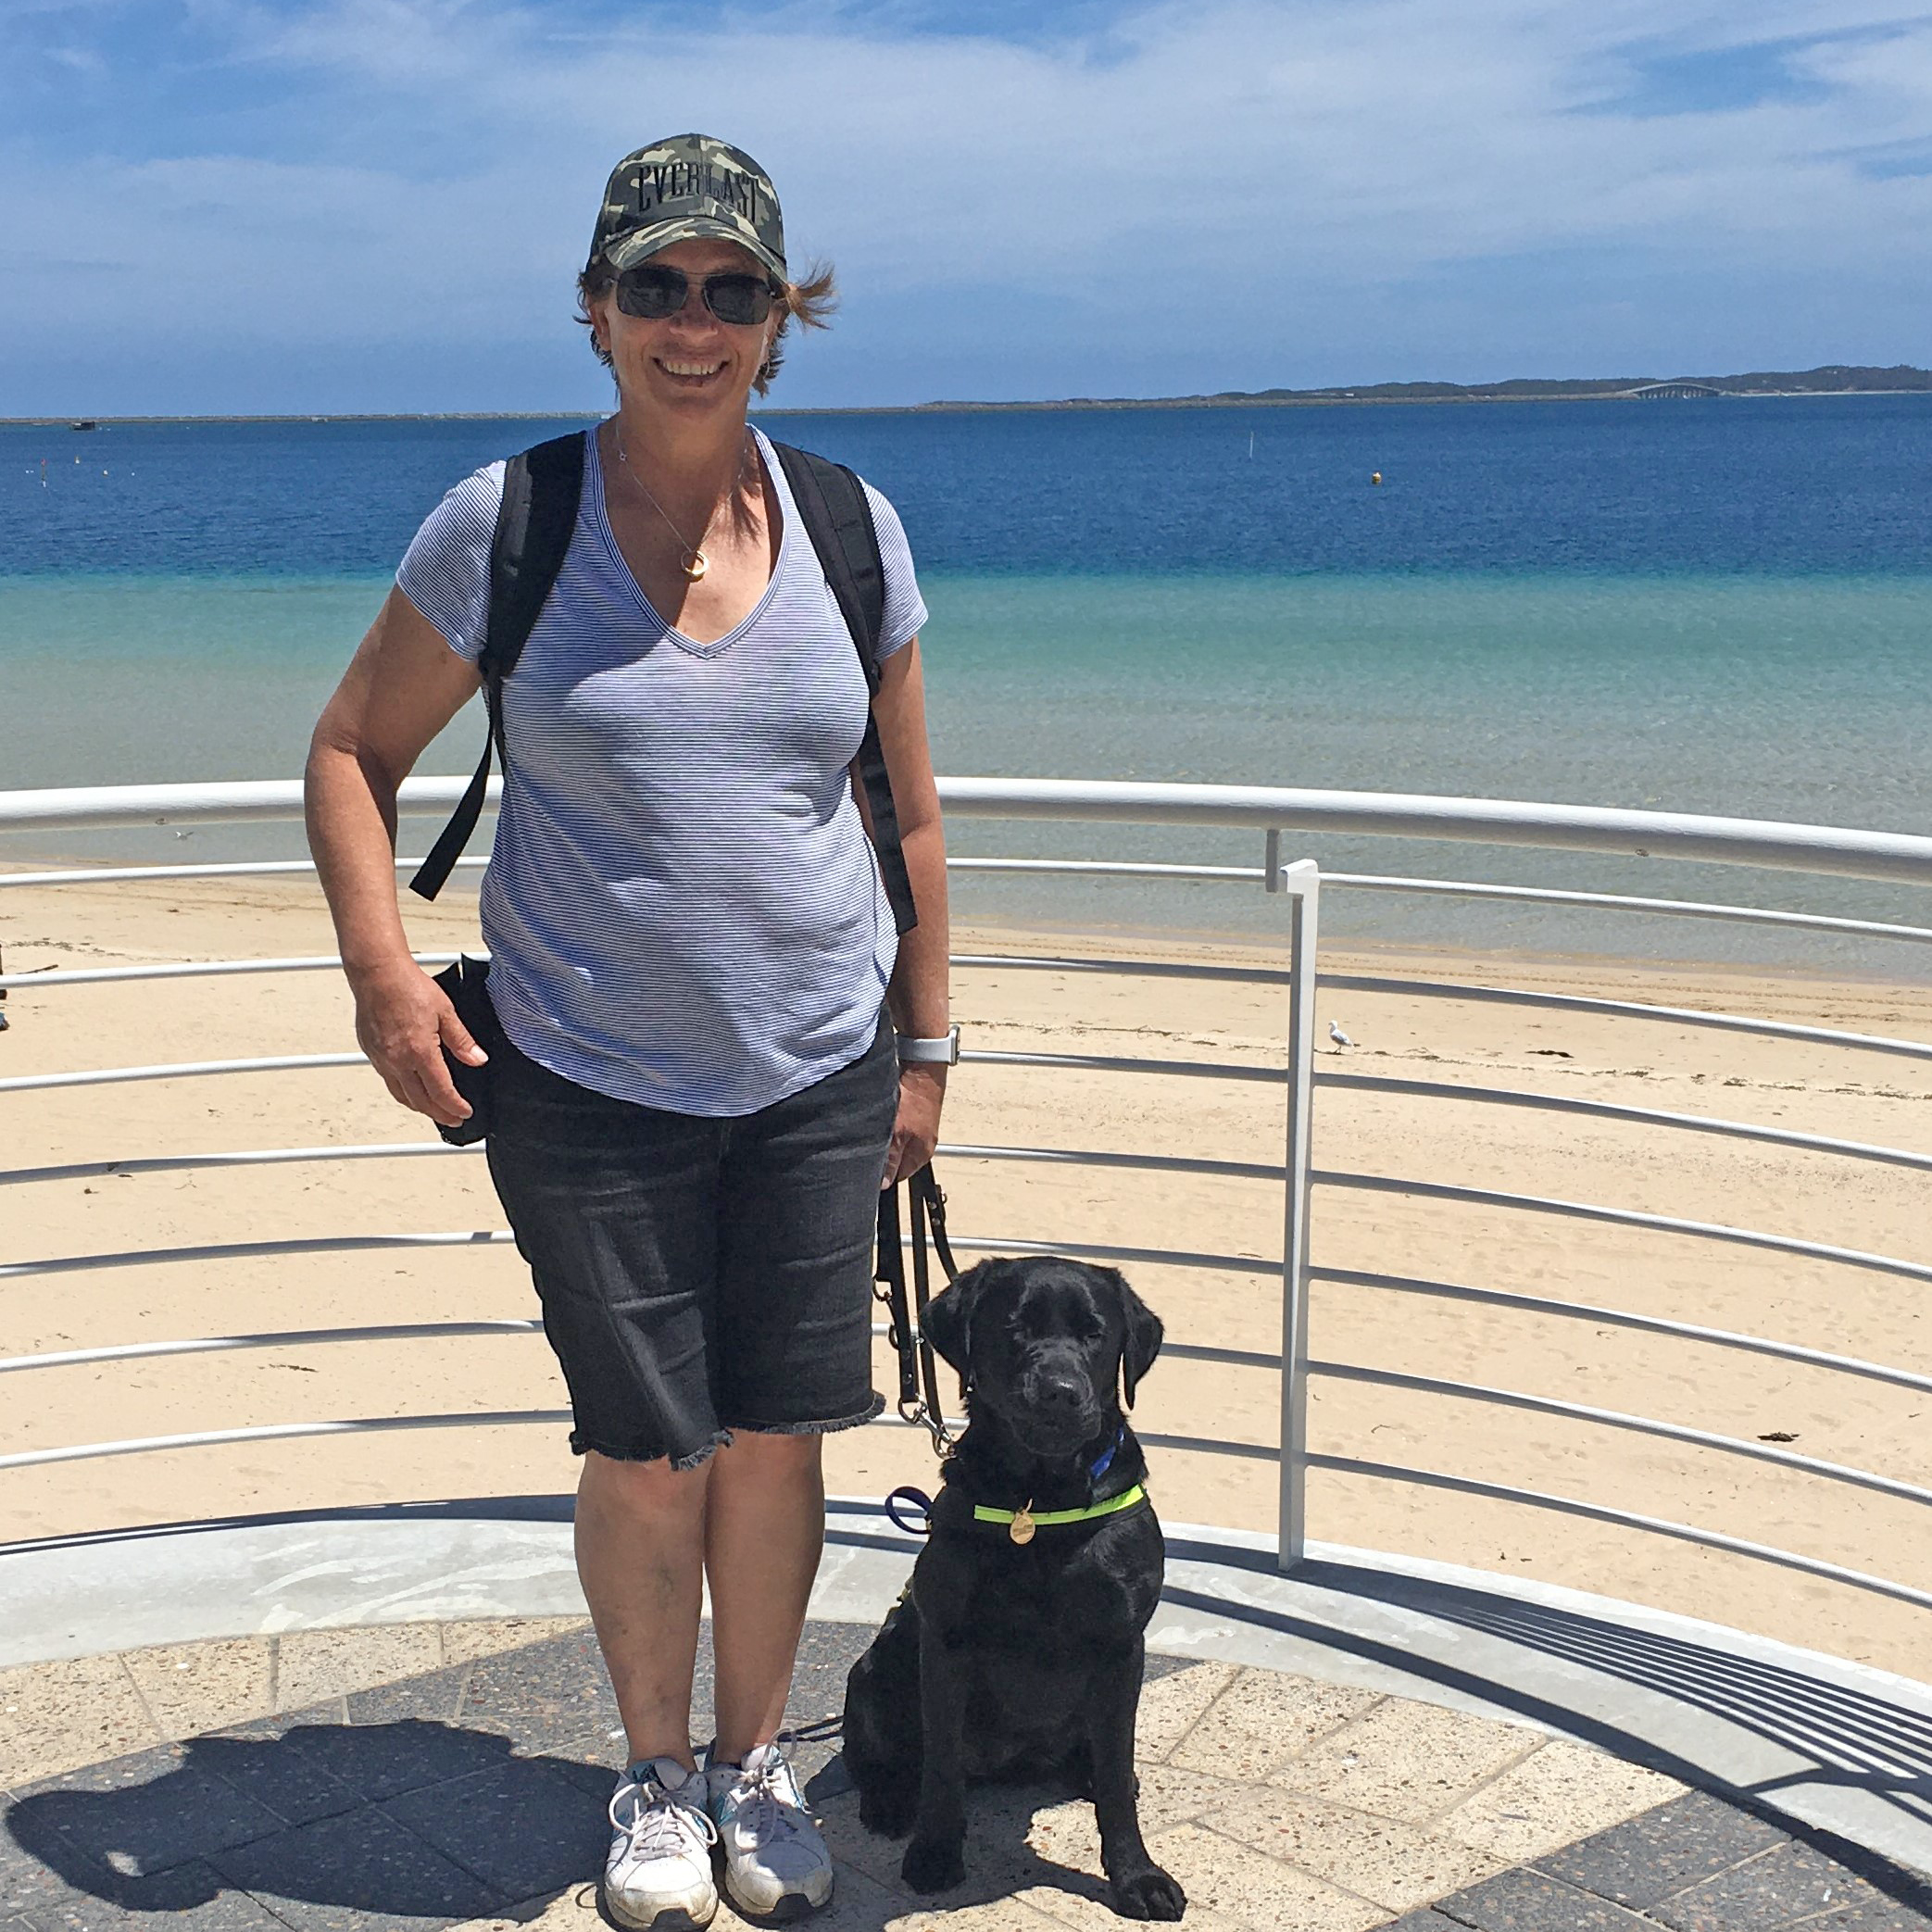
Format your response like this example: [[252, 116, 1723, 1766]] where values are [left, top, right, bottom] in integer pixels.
[[706, 1740, 834, 1921], [604, 1758, 719, 1932]]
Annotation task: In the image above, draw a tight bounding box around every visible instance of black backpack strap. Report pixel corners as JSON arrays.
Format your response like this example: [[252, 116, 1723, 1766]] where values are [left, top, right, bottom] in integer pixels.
[[769, 440, 918, 935], [410, 433, 585, 901]]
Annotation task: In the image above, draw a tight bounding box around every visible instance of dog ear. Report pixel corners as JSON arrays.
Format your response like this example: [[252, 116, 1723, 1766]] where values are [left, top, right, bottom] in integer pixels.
[[1106, 1269, 1164, 1409], [921, 1260, 995, 1378]]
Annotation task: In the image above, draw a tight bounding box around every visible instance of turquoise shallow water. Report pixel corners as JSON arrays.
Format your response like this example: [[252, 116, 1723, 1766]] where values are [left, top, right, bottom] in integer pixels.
[[4, 403, 1931, 969], [919, 572, 1932, 968], [6, 567, 1932, 970]]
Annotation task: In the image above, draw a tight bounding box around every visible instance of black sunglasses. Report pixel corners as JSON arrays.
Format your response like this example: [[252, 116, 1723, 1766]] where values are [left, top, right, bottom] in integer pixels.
[[613, 265, 780, 325]]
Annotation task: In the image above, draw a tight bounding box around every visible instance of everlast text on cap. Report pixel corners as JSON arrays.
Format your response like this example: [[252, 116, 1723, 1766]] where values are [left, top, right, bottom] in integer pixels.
[[592, 134, 787, 282]]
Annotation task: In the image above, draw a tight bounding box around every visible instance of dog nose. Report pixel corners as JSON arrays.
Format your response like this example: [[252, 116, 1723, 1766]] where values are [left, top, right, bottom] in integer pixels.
[[1036, 1377, 1085, 1416]]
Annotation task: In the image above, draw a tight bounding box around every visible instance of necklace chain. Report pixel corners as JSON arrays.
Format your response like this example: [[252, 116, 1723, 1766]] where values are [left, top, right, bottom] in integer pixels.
[[612, 423, 747, 583]]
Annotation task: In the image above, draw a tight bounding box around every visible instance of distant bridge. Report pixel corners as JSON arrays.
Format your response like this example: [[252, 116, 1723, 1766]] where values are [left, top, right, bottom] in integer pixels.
[[1623, 381, 1724, 399]]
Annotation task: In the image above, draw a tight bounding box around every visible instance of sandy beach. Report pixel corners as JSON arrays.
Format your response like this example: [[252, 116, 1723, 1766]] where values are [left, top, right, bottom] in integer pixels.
[[3, 869, 1928, 1682]]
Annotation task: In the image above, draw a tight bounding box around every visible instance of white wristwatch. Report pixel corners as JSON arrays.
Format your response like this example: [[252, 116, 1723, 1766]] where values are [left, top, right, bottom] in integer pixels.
[[896, 1026, 960, 1066]]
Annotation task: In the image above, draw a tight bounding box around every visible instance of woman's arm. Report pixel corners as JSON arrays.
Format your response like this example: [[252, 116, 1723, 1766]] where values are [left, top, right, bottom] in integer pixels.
[[305, 587, 487, 1126], [864, 636, 950, 1186]]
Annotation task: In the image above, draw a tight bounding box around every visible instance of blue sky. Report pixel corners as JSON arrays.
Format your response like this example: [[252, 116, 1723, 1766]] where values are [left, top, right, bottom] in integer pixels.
[[5, 0, 1931, 413]]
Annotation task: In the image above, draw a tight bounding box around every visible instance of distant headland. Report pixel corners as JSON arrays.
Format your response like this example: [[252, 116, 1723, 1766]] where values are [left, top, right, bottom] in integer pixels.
[[6, 366, 1929, 425], [895, 364, 1932, 413]]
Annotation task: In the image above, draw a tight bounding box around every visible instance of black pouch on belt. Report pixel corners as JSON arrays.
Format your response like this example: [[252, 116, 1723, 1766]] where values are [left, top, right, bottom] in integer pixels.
[[430, 956, 499, 1147]]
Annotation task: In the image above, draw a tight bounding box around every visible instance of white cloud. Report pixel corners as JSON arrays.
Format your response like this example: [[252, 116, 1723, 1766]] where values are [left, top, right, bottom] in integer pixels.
[[3, 0, 1929, 408]]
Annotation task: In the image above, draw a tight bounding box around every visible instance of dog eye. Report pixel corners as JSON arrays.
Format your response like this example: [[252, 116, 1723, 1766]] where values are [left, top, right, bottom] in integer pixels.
[[1013, 1301, 1105, 1343]]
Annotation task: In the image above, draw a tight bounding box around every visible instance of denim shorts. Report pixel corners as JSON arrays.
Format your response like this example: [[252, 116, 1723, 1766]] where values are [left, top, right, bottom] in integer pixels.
[[484, 1010, 897, 1469]]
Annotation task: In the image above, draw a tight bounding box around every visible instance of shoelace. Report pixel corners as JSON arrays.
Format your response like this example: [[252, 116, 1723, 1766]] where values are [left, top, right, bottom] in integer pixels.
[[609, 1776, 718, 1860], [725, 1750, 806, 1843]]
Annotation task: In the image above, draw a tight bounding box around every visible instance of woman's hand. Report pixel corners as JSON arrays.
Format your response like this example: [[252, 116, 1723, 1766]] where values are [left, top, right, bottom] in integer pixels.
[[352, 959, 487, 1128], [884, 1064, 947, 1187]]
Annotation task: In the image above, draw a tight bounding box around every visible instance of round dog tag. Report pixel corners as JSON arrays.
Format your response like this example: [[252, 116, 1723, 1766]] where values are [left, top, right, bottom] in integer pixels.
[[1009, 1507, 1036, 1546]]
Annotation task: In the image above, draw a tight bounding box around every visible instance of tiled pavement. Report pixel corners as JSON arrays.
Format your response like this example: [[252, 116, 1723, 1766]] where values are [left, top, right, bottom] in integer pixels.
[[3, 1622, 1928, 1932]]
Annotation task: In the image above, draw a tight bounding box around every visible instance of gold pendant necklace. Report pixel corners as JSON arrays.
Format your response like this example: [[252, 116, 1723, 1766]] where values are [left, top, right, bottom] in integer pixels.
[[614, 423, 743, 582]]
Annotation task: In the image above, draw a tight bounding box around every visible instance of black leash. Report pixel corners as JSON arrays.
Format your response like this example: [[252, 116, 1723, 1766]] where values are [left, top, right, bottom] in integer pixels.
[[874, 1162, 960, 1462]]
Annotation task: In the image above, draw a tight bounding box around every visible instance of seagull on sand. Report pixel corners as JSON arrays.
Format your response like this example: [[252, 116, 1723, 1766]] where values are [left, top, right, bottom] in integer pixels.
[[1327, 1021, 1355, 1048]]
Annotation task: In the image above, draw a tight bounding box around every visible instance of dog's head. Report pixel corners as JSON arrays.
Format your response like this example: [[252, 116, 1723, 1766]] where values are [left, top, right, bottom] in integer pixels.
[[921, 1256, 1164, 1457]]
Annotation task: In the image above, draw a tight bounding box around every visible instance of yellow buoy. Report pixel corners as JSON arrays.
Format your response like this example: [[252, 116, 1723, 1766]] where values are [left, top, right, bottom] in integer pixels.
[[1371, 471, 1383, 485]]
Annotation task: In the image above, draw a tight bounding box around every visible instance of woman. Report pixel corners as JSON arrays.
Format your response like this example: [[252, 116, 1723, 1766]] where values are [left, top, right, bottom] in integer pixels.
[[305, 134, 949, 1930]]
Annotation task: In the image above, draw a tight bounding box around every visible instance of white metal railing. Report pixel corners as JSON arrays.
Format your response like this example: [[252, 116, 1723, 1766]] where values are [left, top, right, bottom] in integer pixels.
[[12, 773, 1932, 883], [5, 779, 1932, 1634]]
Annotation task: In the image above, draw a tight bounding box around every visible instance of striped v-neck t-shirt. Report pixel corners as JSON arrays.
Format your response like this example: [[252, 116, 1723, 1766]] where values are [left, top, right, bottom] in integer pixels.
[[396, 428, 927, 1117]]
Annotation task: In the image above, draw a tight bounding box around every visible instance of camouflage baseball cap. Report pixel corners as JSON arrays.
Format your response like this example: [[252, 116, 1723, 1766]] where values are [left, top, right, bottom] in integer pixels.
[[591, 134, 786, 281]]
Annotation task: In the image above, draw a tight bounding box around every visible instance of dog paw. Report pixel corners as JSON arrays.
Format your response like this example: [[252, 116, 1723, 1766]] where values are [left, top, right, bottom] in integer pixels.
[[858, 1784, 917, 1838], [901, 1834, 966, 1893], [1110, 1865, 1186, 1920]]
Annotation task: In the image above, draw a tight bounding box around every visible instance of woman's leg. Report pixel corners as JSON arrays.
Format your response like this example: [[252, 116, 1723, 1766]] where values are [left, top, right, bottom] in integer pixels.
[[483, 1035, 730, 1771], [578, 1431, 824, 1766], [706, 1015, 899, 1757], [575, 1450, 710, 1771], [705, 1431, 827, 1760]]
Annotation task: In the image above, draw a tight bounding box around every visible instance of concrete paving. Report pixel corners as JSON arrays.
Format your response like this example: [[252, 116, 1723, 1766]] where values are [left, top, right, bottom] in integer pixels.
[[4, 1618, 1929, 1932], [7, 1505, 1932, 1886]]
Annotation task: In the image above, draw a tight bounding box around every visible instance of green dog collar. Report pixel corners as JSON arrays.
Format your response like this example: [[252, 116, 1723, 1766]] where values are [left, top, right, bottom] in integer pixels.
[[973, 1484, 1148, 1545]]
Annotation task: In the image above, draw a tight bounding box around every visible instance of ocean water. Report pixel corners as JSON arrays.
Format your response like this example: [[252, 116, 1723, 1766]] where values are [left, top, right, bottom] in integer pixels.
[[5, 401, 1931, 968]]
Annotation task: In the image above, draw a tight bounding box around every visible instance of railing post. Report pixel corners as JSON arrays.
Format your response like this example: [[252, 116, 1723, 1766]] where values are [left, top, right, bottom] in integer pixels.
[[1278, 858, 1319, 1570]]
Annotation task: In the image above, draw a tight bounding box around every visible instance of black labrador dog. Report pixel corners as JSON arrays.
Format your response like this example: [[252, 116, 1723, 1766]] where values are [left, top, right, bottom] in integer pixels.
[[843, 1255, 1186, 1921]]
